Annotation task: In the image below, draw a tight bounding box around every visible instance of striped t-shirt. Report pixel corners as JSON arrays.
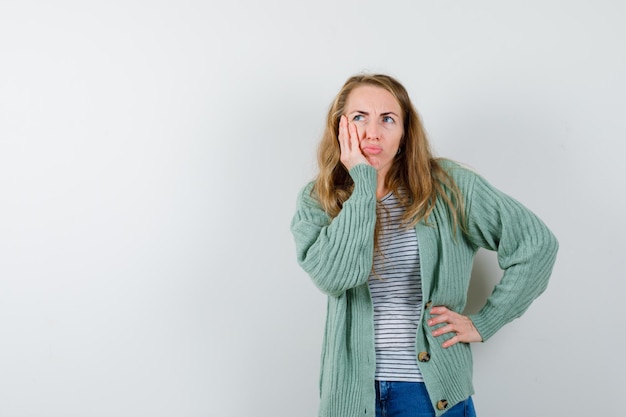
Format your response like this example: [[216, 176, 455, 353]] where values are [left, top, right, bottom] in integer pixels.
[[368, 191, 423, 382]]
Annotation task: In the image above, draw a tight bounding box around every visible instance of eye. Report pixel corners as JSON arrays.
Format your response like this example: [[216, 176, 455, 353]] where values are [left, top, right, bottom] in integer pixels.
[[382, 116, 395, 123], [352, 114, 364, 122]]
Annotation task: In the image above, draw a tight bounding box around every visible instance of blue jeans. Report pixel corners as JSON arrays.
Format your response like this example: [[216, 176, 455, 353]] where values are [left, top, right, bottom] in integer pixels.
[[375, 381, 476, 417]]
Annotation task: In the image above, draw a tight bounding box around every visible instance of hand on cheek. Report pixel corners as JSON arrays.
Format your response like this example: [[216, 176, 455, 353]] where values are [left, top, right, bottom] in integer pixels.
[[338, 115, 369, 170]]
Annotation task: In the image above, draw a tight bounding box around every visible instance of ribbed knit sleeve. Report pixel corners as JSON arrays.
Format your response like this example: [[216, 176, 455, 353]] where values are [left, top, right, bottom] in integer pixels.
[[457, 169, 559, 341], [290, 164, 378, 297]]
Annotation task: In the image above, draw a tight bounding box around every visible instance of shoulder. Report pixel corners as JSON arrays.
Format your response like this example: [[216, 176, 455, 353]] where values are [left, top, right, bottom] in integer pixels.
[[298, 180, 316, 198], [435, 158, 481, 191], [298, 181, 319, 204], [295, 180, 323, 211], [436, 158, 477, 177]]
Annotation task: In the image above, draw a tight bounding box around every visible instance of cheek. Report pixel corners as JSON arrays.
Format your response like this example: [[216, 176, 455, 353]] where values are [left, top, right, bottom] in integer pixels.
[[392, 132, 403, 148], [383, 124, 403, 139]]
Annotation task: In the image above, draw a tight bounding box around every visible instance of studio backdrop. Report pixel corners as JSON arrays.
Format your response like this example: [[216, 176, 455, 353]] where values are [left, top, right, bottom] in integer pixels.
[[1, 1, 624, 416]]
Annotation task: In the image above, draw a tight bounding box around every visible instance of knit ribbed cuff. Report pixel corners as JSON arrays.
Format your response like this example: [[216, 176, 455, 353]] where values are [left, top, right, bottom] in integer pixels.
[[348, 163, 377, 196]]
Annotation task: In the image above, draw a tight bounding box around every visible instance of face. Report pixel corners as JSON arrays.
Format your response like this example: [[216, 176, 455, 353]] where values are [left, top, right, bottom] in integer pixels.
[[344, 85, 404, 177]]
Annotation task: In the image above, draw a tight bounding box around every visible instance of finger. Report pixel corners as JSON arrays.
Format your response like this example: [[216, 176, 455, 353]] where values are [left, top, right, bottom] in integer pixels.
[[431, 323, 456, 338], [427, 309, 456, 326], [427, 314, 450, 327], [429, 306, 451, 316], [348, 120, 360, 150], [342, 121, 358, 155], [442, 335, 461, 349], [338, 116, 349, 151]]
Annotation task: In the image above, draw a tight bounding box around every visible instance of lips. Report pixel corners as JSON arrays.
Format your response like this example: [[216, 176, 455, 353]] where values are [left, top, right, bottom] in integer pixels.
[[361, 145, 382, 155]]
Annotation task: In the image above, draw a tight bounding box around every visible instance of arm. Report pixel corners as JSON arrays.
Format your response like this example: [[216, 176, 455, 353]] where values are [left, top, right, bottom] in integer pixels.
[[464, 172, 559, 341], [290, 164, 377, 297]]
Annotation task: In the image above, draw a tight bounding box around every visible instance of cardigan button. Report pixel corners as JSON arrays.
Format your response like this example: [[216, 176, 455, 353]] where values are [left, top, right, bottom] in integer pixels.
[[425, 300, 432, 310], [418, 352, 431, 362], [436, 400, 449, 410]]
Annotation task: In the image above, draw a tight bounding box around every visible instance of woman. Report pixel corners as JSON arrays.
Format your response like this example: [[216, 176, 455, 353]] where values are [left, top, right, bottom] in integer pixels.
[[290, 73, 558, 417]]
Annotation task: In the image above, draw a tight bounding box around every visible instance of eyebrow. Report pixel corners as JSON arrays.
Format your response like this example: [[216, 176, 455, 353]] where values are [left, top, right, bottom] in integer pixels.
[[350, 110, 400, 117]]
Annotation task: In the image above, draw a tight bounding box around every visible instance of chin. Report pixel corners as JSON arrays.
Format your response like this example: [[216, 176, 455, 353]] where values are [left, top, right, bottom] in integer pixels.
[[366, 157, 380, 168]]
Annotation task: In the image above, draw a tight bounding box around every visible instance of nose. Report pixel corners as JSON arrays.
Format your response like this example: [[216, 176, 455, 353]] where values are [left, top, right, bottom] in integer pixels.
[[363, 120, 380, 141]]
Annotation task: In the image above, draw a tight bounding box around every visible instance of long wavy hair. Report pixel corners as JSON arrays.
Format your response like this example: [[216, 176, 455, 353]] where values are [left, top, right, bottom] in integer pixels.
[[313, 73, 466, 238]]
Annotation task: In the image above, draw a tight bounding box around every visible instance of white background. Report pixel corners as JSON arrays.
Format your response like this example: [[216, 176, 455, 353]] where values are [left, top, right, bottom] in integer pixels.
[[1, 0, 624, 416]]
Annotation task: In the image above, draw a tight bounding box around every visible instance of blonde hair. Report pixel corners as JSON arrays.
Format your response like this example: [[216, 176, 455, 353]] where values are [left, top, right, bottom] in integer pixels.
[[313, 73, 466, 236]]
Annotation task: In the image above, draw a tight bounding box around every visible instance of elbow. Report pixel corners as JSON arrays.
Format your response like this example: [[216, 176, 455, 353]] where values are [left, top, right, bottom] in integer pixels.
[[531, 223, 559, 270], [312, 267, 370, 297], [313, 282, 347, 298], [536, 230, 559, 292], [299, 256, 370, 297], [546, 230, 559, 266], [296, 240, 373, 297]]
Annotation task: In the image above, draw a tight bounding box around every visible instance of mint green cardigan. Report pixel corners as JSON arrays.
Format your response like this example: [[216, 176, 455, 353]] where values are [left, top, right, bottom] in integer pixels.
[[290, 161, 558, 417]]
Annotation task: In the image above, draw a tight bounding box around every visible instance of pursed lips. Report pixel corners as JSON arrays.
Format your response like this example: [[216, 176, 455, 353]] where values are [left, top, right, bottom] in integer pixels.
[[361, 144, 383, 155]]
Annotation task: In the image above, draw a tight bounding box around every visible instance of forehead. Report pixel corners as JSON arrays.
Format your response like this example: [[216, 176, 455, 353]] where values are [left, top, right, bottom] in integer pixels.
[[345, 85, 401, 112]]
